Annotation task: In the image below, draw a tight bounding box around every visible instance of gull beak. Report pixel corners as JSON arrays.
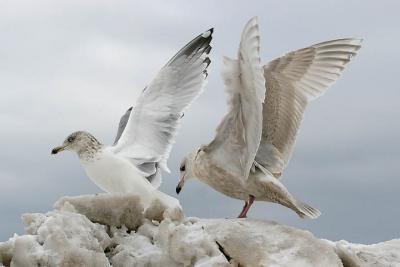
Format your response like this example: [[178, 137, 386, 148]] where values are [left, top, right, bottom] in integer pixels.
[[51, 145, 67, 155], [176, 176, 185, 194]]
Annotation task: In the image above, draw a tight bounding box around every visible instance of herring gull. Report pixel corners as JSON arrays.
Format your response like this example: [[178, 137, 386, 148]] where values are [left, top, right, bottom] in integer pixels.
[[51, 28, 213, 210]]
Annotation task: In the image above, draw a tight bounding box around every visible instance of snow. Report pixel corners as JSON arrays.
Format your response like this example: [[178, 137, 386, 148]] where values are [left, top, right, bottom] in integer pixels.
[[1, 193, 399, 267], [327, 239, 400, 267], [201, 219, 342, 267], [2, 211, 111, 267], [54, 194, 145, 231]]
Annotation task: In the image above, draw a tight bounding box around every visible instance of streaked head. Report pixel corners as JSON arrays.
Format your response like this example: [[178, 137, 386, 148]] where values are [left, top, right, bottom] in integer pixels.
[[51, 131, 101, 156], [176, 149, 199, 194]]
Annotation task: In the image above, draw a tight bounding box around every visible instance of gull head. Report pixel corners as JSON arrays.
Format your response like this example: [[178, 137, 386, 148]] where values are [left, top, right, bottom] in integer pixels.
[[51, 131, 102, 157], [176, 149, 199, 194]]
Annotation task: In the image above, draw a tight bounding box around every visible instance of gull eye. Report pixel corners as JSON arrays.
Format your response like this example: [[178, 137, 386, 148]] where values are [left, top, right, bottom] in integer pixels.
[[67, 136, 75, 143], [180, 165, 186, 172]]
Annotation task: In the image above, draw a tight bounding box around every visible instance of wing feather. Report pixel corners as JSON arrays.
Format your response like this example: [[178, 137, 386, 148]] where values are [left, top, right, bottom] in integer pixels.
[[112, 29, 213, 187], [206, 17, 265, 180], [114, 107, 133, 145], [256, 38, 362, 176]]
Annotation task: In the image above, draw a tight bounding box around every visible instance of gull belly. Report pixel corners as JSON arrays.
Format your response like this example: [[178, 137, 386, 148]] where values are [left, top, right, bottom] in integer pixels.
[[80, 147, 155, 207]]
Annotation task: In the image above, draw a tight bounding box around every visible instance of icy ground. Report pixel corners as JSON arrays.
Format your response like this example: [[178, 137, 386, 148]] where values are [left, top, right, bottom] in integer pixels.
[[1, 194, 399, 267]]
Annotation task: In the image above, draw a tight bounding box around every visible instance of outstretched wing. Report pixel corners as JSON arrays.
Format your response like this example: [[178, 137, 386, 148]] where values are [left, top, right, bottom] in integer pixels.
[[112, 28, 213, 188], [205, 17, 265, 180], [256, 38, 362, 177]]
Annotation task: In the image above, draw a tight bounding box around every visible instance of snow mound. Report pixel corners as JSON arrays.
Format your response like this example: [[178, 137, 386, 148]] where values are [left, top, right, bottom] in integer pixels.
[[55, 194, 145, 231], [2, 211, 111, 267], [328, 239, 400, 267], [1, 193, 399, 267]]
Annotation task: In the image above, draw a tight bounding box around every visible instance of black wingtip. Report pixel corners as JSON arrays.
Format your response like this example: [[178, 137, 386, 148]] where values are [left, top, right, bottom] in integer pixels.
[[203, 57, 211, 67], [204, 45, 212, 55], [163, 27, 213, 67]]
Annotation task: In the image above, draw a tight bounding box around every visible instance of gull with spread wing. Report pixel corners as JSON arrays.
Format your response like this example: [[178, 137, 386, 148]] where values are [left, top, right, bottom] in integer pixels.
[[52, 28, 213, 211], [176, 17, 362, 219]]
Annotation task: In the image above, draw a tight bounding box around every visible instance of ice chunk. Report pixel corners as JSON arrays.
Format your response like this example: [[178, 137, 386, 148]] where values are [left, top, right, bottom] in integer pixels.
[[1, 194, 399, 267], [54, 193, 144, 231], [331, 239, 400, 267], [200, 219, 343, 267]]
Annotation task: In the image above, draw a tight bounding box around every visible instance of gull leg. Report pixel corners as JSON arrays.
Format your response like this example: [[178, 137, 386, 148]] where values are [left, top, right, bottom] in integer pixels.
[[237, 201, 249, 218], [237, 195, 255, 218]]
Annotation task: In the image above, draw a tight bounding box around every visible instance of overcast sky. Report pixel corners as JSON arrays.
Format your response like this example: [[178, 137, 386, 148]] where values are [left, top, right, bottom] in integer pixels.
[[0, 0, 399, 244]]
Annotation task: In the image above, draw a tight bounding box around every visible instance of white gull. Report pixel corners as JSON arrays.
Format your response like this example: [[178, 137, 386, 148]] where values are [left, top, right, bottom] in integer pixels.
[[52, 28, 213, 212]]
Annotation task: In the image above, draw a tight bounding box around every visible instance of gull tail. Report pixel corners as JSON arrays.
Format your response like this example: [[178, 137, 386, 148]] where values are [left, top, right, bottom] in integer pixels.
[[256, 168, 321, 220], [294, 201, 321, 219]]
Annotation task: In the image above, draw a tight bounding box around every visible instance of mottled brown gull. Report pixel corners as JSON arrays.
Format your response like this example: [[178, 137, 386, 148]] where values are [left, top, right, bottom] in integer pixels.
[[176, 17, 362, 218]]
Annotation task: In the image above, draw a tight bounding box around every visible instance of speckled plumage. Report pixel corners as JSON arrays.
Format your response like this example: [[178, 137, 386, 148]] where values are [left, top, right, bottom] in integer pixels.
[[178, 17, 361, 219], [192, 149, 316, 218], [66, 131, 103, 161]]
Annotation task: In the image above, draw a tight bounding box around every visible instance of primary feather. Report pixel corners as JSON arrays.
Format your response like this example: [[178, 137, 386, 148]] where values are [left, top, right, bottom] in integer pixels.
[[205, 17, 266, 181], [113, 29, 213, 188], [178, 18, 362, 220], [256, 38, 362, 176]]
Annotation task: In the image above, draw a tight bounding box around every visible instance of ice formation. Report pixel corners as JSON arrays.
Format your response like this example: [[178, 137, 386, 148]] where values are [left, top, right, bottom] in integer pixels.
[[1, 193, 399, 267]]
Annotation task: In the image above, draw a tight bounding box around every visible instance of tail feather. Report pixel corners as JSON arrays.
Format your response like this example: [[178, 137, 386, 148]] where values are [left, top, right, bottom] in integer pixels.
[[295, 201, 321, 219]]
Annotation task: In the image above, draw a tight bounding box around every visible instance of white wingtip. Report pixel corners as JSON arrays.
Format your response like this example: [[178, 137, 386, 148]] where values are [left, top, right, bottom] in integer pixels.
[[238, 16, 265, 103], [201, 28, 213, 38], [296, 201, 321, 219], [247, 16, 258, 25], [241, 17, 259, 40]]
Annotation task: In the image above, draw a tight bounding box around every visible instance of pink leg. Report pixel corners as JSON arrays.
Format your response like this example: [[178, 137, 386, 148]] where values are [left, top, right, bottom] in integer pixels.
[[237, 195, 255, 218], [237, 201, 249, 218]]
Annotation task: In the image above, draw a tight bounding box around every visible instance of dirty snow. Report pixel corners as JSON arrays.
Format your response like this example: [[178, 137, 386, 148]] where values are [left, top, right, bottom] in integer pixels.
[[1, 193, 399, 267]]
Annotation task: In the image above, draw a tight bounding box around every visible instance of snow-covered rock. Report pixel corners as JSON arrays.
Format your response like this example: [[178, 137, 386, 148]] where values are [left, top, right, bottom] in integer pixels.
[[0, 193, 399, 267]]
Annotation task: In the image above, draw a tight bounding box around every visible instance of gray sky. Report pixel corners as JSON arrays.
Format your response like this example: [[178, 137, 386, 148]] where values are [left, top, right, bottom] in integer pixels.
[[0, 0, 399, 244]]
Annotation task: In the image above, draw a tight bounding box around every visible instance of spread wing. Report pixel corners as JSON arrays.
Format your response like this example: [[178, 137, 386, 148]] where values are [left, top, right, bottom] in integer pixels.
[[205, 17, 266, 180], [256, 38, 362, 177], [112, 28, 213, 188]]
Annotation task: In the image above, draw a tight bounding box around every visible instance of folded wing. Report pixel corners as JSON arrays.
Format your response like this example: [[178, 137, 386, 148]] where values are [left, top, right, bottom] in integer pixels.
[[113, 29, 213, 188], [256, 38, 362, 177]]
